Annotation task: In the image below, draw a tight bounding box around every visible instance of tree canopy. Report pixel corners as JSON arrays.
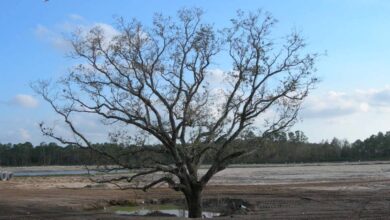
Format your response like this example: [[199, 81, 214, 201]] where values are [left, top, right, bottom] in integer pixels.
[[33, 8, 318, 218]]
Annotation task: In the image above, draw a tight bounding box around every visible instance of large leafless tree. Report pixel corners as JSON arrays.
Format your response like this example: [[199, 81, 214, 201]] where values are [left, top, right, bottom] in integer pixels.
[[34, 8, 318, 218]]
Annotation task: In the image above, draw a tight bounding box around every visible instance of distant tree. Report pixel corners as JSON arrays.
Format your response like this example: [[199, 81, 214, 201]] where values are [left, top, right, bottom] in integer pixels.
[[12, 142, 33, 166], [287, 130, 308, 143], [34, 8, 318, 218]]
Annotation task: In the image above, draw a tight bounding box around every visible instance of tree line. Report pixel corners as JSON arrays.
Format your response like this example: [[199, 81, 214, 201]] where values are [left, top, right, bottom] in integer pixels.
[[235, 130, 390, 163], [1, 130, 390, 166]]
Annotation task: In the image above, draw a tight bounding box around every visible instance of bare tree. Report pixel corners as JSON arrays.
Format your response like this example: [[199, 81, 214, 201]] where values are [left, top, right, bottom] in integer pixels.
[[34, 8, 318, 218]]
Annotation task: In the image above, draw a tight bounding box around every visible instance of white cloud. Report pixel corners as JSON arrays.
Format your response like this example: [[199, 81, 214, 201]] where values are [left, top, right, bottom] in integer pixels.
[[35, 24, 50, 37], [19, 128, 32, 141], [302, 86, 390, 119], [10, 94, 39, 108], [35, 24, 72, 51], [355, 86, 390, 107], [206, 68, 226, 84], [93, 22, 120, 40], [68, 14, 84, 21], [42, 113, 111, 145], [359, 102, 369, 112], [35, 17, 119, 52]]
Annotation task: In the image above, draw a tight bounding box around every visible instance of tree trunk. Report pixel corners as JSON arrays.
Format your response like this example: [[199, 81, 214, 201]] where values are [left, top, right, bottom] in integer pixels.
[[184, 187, 203, 218]]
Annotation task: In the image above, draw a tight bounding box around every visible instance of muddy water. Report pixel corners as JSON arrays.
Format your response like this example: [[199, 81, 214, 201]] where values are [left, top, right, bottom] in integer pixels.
[[111, 205, 220, 218], [14, 170, 92, 176], [6, 168, 133, 177]]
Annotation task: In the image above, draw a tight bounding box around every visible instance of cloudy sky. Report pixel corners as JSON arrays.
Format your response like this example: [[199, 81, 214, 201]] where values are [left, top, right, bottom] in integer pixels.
[[1, 0, 390, 144]]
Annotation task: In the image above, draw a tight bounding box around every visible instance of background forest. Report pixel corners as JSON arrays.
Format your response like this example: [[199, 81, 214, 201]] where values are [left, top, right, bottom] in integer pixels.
[[1, 130, 390, 166]]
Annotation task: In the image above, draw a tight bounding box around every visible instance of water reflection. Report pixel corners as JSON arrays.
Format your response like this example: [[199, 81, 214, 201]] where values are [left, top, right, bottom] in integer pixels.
[[113, 205, 220, 218]]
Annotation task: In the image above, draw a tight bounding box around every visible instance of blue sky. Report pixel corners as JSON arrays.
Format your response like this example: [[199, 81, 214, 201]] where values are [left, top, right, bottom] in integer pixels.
[[1, 0, 390, 144]]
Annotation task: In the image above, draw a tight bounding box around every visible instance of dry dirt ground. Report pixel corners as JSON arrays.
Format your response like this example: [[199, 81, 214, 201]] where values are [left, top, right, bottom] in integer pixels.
[[1, 163, 390, 219]]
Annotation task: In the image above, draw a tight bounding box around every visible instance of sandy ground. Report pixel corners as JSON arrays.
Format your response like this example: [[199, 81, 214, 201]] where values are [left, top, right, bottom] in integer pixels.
[[1, 162, 390, 219]]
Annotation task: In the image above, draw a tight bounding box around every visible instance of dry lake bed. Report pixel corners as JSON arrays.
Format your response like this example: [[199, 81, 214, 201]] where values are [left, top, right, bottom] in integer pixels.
[[1, 161, 390, 219]]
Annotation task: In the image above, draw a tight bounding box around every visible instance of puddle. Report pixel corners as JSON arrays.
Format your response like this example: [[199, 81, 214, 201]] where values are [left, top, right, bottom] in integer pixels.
[[111, 204, 220, 218]]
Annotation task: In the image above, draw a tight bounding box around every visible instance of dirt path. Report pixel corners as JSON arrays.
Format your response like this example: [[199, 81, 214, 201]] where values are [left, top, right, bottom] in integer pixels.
[[1, 177, 390, 219]]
